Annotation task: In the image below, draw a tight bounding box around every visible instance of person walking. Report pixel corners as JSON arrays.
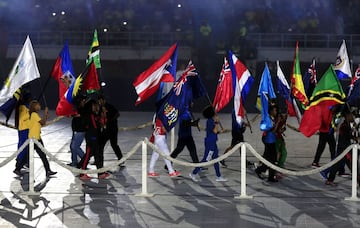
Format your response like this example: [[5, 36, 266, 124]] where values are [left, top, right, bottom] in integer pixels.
[[189, 106, 227, 182], [98, 96, 124, 166], [148, 117, 181, 178], [14, 100, 57, 177], [78, 99, 110, 180], [167, 105, 200, 169], [255, 104, 279, 182], [68, 95, 86, 167]]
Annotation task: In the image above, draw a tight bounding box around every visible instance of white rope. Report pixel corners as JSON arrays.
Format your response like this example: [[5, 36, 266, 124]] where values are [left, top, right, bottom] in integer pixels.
[[144, 137, 240, 167], [1, 138, 356, 178], [0, 139, 30, 167], [34, 139, 142, 174], [245, 142, 355, 176]]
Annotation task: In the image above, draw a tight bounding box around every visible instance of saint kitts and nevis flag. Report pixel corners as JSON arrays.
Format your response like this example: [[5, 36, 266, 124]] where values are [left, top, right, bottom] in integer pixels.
[[0, 36, 40, 122], [299, 66, 346, 137], [156, 61, 206, 131], [132, 43, 178, 105]]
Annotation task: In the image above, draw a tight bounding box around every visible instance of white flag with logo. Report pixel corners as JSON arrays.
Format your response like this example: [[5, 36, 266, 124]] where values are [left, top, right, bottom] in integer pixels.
[[0, 36, 40, 105]]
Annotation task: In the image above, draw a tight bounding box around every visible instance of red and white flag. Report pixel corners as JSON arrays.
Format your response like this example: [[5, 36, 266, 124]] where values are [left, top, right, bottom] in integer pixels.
[[132, 43, 177, 105], [213, 57, 233, 112]]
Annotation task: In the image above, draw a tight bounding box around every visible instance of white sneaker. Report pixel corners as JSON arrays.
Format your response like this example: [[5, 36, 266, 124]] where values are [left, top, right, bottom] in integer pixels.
[[189, 173, 199, 182], [216, 176, 228, 182]]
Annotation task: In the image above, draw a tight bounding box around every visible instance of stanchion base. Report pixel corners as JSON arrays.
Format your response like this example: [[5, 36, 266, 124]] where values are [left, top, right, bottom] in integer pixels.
[[234, 195, 253, 200], [135, 193, 154, 198], [345, 197, 360, 202]]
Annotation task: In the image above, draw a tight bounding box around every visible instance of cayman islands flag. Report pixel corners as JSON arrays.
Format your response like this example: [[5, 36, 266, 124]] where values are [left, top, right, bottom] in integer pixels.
[[334, 40, 352, 80], [133, 43, 178, 105], [228, 51, 254, 124], [157, 61, 205, 131]]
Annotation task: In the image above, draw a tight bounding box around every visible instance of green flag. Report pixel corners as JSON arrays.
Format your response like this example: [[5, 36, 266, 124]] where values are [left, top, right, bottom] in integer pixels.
[[308, 65, 345, 107], [86, 29, 101, 69]]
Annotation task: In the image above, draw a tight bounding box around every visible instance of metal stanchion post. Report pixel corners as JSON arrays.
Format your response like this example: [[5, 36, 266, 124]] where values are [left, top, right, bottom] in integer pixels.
[[135, 140, 154, 197], [345, 144, 359, 201], [235, 143, 253, 199], [27, 138, 39, 196]]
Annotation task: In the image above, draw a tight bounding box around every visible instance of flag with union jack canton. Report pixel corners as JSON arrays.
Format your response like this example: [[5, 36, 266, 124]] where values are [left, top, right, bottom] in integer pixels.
[[156, 61, 206, 131]]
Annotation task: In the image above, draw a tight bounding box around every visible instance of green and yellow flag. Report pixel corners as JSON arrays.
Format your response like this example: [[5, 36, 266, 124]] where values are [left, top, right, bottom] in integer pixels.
[[291, 41, 308, 107], [86, 29, 101, 69]]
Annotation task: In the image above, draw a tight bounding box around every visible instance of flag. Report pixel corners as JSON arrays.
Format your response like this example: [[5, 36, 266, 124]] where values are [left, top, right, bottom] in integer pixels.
[[86, 29, 101, 69], [258, 63, 276, 131], [133, 43, 178, 105], [0, 36, 40, 106], [299, 66, 346, 137], [213, 57, 233, 112], [0, 88, 21, 122], [334, 40, 352, 80], [291, 41, 308, 107], [347, 65, 360, 105], [71, 59, 101, 101], [276, 60, 297, 117], [50, 41, 77, 116], [302, 58, 317, 98], [157, 61, 205, 131], [228, 51, 254, 124]]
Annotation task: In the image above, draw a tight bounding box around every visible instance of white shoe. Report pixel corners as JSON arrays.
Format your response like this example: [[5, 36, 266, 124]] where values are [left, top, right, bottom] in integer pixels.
[[189, 173, 199, 182], [216, 176, 228, 182]]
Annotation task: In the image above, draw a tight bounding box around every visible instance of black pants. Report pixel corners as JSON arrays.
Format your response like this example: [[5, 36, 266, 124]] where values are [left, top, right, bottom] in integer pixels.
[[99, 127, 123, 160], [78, 136, 104, 175], [313, 132, 336, 164], [170, 136, 199, 163], [256, 142, 277, 181], [15, 139, 51, 172]]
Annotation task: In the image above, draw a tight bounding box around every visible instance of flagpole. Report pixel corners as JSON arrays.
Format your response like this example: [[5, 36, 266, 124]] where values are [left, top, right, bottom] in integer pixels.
[[244, 112, 253, 133], [37, 74, 52, 105]]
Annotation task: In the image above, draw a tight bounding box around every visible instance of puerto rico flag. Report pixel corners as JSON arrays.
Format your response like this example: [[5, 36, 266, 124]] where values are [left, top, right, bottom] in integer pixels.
[[133, 43, 177, 105], [228, 51, 254, 124]]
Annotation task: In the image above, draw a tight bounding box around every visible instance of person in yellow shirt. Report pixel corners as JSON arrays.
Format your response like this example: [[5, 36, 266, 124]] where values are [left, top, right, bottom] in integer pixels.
[[14, 100, 57, 177], [14, 96, 31, 173]]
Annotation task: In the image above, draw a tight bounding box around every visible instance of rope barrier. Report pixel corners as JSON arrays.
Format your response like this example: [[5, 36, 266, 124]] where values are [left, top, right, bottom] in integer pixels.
[[0, 137, 358, 200], [33, 139, 143, 174], [0, 138, 30, 167], [144, 137, 239, 167]]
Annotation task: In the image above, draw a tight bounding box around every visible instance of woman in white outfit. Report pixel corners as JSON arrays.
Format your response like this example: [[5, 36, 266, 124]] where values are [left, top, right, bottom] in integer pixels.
[[148, 118, 181, 177]]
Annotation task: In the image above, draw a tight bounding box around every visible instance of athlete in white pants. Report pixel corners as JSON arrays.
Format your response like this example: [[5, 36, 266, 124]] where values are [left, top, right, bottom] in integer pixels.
[[148, 118, 181, 177]]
